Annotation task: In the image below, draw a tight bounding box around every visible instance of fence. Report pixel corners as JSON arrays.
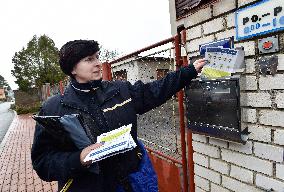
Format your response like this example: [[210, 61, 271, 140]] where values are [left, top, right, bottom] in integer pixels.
[[40, 79, 68, 100], [105, 33, 193, 192]]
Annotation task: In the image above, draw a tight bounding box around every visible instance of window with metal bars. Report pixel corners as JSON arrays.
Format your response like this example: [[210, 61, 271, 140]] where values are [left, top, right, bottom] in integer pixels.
[[156, 69, 169, 80], [175, 0, 215, 19], [113, 70, 127, 81]]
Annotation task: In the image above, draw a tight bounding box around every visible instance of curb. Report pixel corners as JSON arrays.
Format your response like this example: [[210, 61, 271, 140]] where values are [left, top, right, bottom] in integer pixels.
[[0, 110, 17, 150]]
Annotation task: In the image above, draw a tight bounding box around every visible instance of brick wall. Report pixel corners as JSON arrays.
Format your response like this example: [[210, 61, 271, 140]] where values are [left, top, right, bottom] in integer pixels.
[[169, 0, 284, 191]]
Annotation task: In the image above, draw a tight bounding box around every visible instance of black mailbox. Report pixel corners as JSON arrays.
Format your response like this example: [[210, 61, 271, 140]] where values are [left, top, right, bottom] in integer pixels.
[[185, 78, 248, 144]]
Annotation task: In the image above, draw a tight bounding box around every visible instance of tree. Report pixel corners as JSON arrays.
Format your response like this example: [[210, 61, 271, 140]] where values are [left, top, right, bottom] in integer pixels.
[[11, 35, 66, 91], [99, 46, 121, 62], [0, 75, 11, 100], [0, 75, 11, 90]]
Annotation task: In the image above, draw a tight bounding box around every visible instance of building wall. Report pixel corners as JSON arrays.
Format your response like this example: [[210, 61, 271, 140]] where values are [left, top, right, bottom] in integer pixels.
[[138, 60, 171, 83], [112, 59, 172, 84], [169, 0, 284, 191], [112, 60, 139, 84]]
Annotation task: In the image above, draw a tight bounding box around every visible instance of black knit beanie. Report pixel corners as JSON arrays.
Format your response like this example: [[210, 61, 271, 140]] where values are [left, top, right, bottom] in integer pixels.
[[59, 40, 100, 76]]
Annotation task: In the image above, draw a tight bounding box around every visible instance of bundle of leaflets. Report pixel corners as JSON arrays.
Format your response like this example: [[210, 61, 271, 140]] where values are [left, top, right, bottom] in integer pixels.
[[32, 115, 67, 138], [201, 47, 244, 79], [84, 124, 137, 163], [32, 114, 92, 149]]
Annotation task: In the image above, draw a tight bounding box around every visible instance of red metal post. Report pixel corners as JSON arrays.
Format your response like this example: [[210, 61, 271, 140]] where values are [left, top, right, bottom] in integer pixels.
[[175, 35, 189, 192], [59, 81, 64, 95], [46, 83, 50, 98], [102, 62, 112, 81], [182, 29, 195, 192], [102, 62, 107, 80], [107, 63, 112, 80]]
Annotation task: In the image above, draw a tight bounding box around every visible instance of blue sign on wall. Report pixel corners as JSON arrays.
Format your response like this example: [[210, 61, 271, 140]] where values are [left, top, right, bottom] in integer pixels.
[[236, 0, 284, 41]]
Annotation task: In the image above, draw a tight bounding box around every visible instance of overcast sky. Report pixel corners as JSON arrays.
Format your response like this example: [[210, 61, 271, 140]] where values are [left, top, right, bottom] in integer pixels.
[[0, 0, 171, 90]]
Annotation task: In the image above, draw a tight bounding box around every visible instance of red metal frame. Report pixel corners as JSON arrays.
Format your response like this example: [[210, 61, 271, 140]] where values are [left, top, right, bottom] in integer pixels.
[[146, 147, 182, 165], [175, 35, 189, 192], [182, 29, 195, 192]]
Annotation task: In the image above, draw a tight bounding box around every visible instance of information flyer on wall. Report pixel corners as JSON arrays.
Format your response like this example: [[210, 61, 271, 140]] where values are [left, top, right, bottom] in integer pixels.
[[201, 47, 244, 79]]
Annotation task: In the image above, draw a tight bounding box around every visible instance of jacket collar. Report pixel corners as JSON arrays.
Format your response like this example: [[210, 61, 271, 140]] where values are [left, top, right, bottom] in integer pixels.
[[70, 78, 102, 92], [61, 81, 119, 111]]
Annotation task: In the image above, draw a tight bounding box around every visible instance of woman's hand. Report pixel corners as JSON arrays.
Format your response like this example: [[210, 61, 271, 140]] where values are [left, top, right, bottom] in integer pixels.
[[80, 143, 102, 166], [193, 58, 207, 73]]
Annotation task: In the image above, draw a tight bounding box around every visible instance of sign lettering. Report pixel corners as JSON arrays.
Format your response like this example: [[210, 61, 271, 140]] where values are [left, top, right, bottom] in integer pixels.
[[236, 0, 284, 40]]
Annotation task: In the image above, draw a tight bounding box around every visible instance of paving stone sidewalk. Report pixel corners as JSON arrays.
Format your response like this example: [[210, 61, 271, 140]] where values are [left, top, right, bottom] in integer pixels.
[[0, 115, 57, 192]]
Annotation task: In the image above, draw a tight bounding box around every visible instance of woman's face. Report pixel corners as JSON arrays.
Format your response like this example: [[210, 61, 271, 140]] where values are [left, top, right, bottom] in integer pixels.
[[71, 52, 102, 83]]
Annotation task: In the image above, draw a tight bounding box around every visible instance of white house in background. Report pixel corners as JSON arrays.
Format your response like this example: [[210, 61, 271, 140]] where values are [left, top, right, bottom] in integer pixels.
[[111, 56, 174, 84]]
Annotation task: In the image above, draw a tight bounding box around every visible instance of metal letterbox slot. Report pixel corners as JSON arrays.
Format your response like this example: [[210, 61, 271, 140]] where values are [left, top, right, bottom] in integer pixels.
[[185, 78, 247, 144]]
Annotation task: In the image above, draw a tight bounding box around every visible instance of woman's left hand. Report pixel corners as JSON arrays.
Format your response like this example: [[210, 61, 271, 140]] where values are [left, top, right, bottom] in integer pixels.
[[80, 143, 103, 166]]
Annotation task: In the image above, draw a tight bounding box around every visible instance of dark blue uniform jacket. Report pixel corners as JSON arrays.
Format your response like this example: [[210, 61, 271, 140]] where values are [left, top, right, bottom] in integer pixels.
[[31, 65, 197, 192]]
